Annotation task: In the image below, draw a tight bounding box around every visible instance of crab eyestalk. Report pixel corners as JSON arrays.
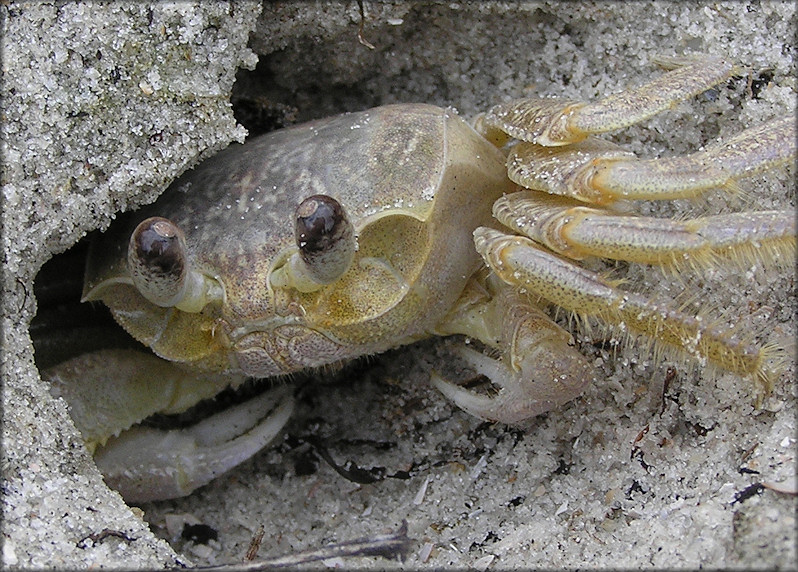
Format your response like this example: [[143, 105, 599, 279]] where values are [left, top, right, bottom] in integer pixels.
[[127, 217, 214, 312], [272, 195, 356, 293]]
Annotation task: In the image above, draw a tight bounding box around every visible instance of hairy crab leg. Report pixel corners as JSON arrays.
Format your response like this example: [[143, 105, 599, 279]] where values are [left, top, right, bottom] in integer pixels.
[[505, 116, 796, 204], [473, 227, 782, 391], [493, 191, 796, 272], [476, 55, 737, 146]]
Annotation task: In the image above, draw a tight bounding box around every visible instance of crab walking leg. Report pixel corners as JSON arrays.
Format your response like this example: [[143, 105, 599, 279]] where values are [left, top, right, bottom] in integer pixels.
[[507, 116, 796, 204], [474, 228, 780, 389], [478, 55, 736, 146], [94, 388, 294, 503], [588, 116, 796, 201], [433, 285, 595, 424], [494, 191, 796, 270], [45, 349, 294, 502]]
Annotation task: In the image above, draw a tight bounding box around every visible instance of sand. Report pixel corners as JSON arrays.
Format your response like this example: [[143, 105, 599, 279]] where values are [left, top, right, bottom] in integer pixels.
[[2, 2, 794, 569]]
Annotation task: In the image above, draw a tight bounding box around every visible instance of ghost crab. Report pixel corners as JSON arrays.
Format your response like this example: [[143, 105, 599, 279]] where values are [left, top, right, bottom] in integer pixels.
[[44, 55, 795, 503]]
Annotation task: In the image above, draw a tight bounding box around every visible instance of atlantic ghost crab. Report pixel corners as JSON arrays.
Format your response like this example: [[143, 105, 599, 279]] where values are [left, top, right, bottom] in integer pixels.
[[43, 56, 796, 503]]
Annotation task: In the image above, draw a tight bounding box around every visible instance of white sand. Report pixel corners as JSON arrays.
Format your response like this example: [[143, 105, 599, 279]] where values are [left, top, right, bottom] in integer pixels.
[[3, 2, 794, 569]]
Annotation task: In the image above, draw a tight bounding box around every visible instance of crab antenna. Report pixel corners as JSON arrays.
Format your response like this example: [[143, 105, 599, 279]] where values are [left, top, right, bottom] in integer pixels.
[[127, 217, 214, 312], [272, 195, 356, 293]]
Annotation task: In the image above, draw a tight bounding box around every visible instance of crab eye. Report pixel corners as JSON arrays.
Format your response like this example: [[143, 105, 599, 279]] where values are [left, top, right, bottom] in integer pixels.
[[128, 217, 188, 307], [296, 193, 348, 251], [273, 194, 356, 292]]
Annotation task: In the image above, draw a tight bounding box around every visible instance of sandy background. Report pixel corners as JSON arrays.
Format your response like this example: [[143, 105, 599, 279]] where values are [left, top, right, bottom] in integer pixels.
[[2, 1, 795, 569]]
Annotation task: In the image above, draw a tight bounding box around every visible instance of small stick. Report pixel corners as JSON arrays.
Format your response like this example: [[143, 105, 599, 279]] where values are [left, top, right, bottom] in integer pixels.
[[189, 521, 411, 571], [357, 0, 376, 49], [244, 525, 265, 562]]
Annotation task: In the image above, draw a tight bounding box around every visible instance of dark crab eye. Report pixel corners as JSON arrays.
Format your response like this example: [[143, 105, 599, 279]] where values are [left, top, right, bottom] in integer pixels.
[[294, 195, 355, 284], [128, 216, 188, 307]]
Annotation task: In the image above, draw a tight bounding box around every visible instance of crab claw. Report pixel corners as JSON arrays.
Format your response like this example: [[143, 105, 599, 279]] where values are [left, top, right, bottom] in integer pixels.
[[432, 291, 594, 425], [93, 387, 294, 503], [431, 343, 592, 425]]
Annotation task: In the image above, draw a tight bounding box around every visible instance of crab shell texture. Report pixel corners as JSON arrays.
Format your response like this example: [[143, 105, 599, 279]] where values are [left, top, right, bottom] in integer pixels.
[[83, 104, 510, 380]]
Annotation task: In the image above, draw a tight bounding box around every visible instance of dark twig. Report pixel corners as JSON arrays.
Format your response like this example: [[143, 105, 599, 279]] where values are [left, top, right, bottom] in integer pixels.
[[187, 521, 412, 571], [244, 525, 265, 561]]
